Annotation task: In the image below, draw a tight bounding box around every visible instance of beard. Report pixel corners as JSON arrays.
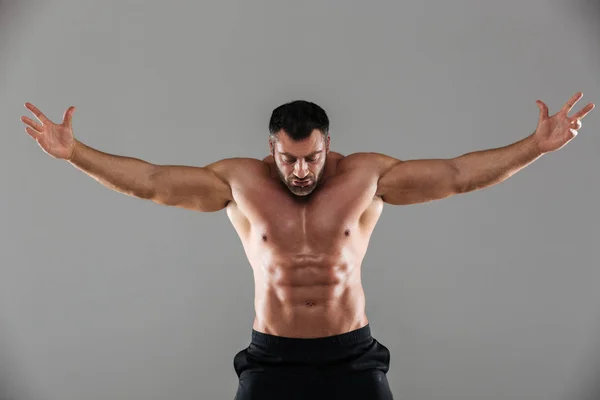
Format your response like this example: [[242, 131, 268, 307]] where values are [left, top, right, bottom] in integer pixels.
[[276, 165, 325, 196]]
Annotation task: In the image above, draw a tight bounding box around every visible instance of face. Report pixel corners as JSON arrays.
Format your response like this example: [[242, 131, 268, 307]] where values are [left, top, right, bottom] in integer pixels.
[[269, 129, 330, 196]]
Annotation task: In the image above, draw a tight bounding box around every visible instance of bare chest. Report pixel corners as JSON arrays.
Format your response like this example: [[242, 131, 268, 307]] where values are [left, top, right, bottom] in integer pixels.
[[226, 170, 383, 250]]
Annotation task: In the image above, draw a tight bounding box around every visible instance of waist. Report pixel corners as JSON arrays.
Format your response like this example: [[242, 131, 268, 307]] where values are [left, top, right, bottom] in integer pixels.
[[250, 324, 372, 354]]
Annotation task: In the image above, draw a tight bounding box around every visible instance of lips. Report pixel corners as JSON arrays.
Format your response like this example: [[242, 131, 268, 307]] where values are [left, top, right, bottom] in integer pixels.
[[293, 180, 312, 187]]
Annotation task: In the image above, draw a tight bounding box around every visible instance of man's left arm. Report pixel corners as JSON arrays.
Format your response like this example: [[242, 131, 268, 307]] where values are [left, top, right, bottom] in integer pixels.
[[376, 92, 595, 205]]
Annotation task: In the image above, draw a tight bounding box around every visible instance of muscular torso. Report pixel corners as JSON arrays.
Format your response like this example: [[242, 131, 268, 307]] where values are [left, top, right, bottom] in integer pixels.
[[225, 152, 384, 338]]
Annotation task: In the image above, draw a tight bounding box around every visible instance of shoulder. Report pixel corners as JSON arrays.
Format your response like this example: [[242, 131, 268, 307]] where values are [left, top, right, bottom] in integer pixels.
[[335, 152, 401, 175], [206, 157, 270, 181]]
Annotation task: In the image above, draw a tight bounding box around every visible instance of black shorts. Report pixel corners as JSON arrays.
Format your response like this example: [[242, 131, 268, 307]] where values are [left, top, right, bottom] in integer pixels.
[[233, 324, 393, 399]]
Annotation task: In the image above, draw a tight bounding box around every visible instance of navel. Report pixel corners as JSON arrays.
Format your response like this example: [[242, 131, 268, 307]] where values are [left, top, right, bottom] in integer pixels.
[[344, 229, 350, 237], [305, 301, 317, 307], [261, 234, 268, 242]]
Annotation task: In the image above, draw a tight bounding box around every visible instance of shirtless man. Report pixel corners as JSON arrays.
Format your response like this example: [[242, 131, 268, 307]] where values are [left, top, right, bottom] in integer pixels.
[[21, 93, 594, 399]]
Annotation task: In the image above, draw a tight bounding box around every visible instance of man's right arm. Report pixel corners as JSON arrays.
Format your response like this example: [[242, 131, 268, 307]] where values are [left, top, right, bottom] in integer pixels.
[[21, 102, 235, 212], [147, 158, 235, 212], [68, 140, 235, 212]]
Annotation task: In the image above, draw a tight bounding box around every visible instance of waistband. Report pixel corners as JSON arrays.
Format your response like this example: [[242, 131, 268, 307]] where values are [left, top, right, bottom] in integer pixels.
[[251, 324, 372, 351]]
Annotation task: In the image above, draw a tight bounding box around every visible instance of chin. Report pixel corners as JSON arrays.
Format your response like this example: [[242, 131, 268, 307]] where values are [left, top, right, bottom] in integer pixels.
[[288, 184, 317, 196], [292, 190, 313, 197]]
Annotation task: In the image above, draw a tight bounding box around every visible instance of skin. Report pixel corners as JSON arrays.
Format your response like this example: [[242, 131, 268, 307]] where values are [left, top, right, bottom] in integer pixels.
[[22, 92, 595, 338]]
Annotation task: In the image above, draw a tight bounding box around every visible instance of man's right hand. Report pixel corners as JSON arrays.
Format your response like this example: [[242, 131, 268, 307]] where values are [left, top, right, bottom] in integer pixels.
[[22, 102, 78, 160]]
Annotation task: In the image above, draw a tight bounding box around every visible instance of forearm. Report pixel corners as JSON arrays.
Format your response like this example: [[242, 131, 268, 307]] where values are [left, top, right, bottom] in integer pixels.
[[67, 140, 155, 198], [453, 133, 543, 193]]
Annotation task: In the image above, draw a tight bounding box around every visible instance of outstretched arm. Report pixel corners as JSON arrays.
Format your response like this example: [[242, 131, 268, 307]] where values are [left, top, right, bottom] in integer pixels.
[[375, 92, 595, 205], [21, 102, 237, 212], [67, 140, 236, 212], [375, 135, 540, 205]]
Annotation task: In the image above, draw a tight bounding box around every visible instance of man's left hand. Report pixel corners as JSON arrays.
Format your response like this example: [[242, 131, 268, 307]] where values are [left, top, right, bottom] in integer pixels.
[[533, 92, 595, 154]]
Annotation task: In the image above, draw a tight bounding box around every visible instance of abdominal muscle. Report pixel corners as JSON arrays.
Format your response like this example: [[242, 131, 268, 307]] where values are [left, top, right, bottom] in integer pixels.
[[250, 252, 369, 338]]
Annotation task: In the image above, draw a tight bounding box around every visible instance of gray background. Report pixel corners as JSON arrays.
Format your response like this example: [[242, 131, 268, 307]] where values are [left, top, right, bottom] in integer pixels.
[[1, 0, 599, 399]]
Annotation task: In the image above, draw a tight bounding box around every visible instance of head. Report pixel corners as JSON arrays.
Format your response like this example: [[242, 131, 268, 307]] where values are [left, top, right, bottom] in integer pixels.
[[268, 100, 331, 196]]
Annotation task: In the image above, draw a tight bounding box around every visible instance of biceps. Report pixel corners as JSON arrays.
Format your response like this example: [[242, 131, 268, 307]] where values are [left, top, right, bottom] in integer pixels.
[[377, 159, 461, 205], [148, 164, 232, 212]]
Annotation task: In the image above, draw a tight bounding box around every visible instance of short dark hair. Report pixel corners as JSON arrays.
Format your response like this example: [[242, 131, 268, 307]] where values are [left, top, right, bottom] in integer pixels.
[[269, 100, 329, 142]]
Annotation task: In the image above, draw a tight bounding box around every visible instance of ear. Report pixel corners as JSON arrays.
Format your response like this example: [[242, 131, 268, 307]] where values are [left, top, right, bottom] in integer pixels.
[[325, 135, 331, 154], [268, 137, 275, 156]]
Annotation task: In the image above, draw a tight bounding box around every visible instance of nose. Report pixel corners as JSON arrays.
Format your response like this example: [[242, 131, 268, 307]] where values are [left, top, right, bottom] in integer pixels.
[[293, 159, 309, 179]]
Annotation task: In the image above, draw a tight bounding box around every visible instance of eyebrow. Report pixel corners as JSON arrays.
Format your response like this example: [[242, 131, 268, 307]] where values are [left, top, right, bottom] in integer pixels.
[[279, 150, 322, 157]]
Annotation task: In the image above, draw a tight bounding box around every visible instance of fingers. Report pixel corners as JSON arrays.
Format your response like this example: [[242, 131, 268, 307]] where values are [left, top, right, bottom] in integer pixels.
[[24, 102, 50, 123], [570, 102, 595, 121], [63, 106, 76, 126], [25, 126, 40, 139], [21, 115, 43, 131], [536, 100, 549, 121], [561, 92, 583, 115]]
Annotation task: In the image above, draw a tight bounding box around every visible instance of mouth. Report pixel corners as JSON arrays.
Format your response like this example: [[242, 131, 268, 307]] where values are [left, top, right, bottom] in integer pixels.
[[292, 180, 312, 187]]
